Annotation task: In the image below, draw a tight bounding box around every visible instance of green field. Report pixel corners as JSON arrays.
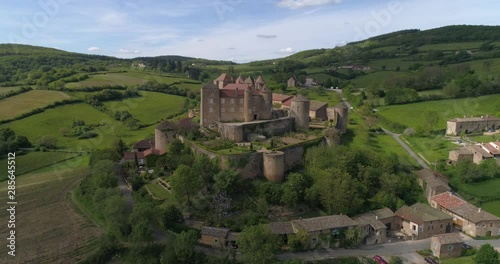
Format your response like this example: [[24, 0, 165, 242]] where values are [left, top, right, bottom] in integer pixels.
[[0, 86, 22, 95], [418, 42, 483, 51], [103, 91, 186, 124], [441, 256, 474, 264], [0, 103, 154, 150], [145, 182, 173, 200], [0, 90, 72, 120], [403, 136, 458, 163], [65, 71, 201, 91], [455, 178, 500, 198], [0, 151, 80, 181], [0, 165, 101, 263], [377, 94, 500, 131], [482, 200, 500, 217], [352, 71, 410, 87]]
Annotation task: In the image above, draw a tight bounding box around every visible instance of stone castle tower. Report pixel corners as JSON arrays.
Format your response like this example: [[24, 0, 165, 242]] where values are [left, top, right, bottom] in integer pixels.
[[200, 73, 273, 127], [289, 95, 310, 131]]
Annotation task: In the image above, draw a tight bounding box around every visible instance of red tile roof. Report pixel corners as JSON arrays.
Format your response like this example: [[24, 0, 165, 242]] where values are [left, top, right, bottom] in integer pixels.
[[143, 148, 165, 157], [431, 192, 500, 223], [282, 97, 294, 106], [482, 143, 500, 155], [124, 152, 136, 160], [223, 83, 251, 91], [272, 93, 293, 103], [136, 152, 145, 159]]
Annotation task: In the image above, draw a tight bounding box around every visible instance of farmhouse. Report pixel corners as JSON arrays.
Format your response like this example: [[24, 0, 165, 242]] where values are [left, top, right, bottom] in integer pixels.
[[446, 116, 500, 135], [304, 76, 315, 87], [395, 203, 453, 240], [287, 76, 297, 87], [449, 142, 498, 164], [431, 233, 463, 259], [199, 227, 238, 249], [269, 215, 358, 248], [353, 208, 395, 245], [309, 100, 328, 121], [416, 168, 451, 203], [431, 192, 500, 237], [272, 93, 293, 106]]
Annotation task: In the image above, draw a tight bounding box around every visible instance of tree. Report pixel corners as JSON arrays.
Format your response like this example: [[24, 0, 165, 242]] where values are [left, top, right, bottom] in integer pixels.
[[115, 138, 127, 156], [238, 225, 281, 264], [170, 164, 200, 205], [474, 243, 500, 264], [343, 227, 362, 248], [324, 78, 333, 88], [92, 160, 118, 188], [174, 230, 199, 263], [104, 195, 130, 237], [213, 170, 241, 194], [162, 205, 183, 229], [281, 173, 309, 208], [36, 135, 57, 149], [288, 229, 310, 252]]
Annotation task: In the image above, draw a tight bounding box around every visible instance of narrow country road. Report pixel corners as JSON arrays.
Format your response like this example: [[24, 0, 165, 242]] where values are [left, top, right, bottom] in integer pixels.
[[380, 127, 429, 169]]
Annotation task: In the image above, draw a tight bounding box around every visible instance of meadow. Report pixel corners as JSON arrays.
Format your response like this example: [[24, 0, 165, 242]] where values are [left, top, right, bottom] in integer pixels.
[[0, 165, 102, 263], [0, 85, 22, 95], [377, 94, 500, 131], [0, 103, 155, 150], [482, 200, 500, 217], [0, 151, 80, 181], [0, 90, 72, 120], [103, 91, 186, 124]]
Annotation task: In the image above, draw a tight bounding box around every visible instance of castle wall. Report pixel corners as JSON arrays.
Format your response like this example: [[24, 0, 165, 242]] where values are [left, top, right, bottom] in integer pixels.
[[263, 151, 285, 182], [201, 88, 220, 127], [290, 100, 310, 130], [333, 106, 348, 134], [220, 97, 245, 122], [218, 117, 295, 143]]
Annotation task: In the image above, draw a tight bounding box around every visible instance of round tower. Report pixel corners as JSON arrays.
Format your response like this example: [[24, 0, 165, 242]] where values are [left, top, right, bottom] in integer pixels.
[[333, 103, 349, 134], [155, 121, 175, 153], [260, 84, 273, 120], [290, 95, 310, 131], [243, 87, 253, 122], [262, 150, 285, 183]]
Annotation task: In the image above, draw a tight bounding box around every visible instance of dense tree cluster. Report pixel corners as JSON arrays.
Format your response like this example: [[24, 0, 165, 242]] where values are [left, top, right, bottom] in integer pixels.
[[0, 128, 32, 156]]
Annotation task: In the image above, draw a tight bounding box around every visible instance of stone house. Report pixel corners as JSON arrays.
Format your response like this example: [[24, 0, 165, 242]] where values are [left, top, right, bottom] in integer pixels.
[[199, 227, 238, 249], [449, 144, 496, 165], [269, 215, 358, 248], [431, 192, 500, 237], [395, 203, 453, 240], [446, 116, 500, 135], [133, 139, 154, 152], [448, 148, 474, 164], [272, 93, 293, 107], [304, 76, 315, 87], [353, 208, 395, 245], [416, 169, 451, 203], [431, 233, 463, 259], [287, 76, 297, 87], [123, 151, 146, 166], [309, 100, 328, 121]]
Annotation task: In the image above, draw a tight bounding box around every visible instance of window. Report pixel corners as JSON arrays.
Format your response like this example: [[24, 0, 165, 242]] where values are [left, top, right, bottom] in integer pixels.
[[221, 107, 226, 113], [447, 245, 454, 251], [490, 223, 493, 228], [231, 98, 235, 104], [239, 98, 243, 104], [215, 239, 218, 243], [209, 107, 213, 113], [221, 98, 225, 104], [312, 238, 317, 243], [441, 224, 443, 228], [412, 225, 417, 231], [230, 107, 235, 112], [208, 98, 214, 104], [239, 107, 243, 112]]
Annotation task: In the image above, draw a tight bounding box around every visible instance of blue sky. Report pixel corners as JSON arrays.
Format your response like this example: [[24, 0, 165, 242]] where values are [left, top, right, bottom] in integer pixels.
[[1, 0, 499, 62]]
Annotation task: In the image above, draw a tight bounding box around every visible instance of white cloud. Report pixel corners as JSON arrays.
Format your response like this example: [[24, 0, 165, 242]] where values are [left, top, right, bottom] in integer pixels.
[[87, 47, 100, 52], [118, 48, 140, 54], [277, 0, 342, 9], [257, 34, 278, 39], [277, 47, 294, 54]]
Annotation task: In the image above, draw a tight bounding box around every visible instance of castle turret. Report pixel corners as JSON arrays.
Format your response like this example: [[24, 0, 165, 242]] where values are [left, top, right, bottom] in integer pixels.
[[200, 83, 220, 127], [262, 150, 285, 182], [333, 103, 349, 134], [255, 75, 265, 90], [243, 86, 253, 122], [260, 84, 273, 120], [214, 73, 233, 89], [235, 75, 244, 84], [290, 95, 310, 131], [155, 121, 176, 152]]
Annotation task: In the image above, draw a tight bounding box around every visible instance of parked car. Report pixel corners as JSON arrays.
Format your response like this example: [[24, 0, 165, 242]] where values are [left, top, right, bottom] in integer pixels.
[[424, 257, 439, 264], [372, 255, 388, 264]]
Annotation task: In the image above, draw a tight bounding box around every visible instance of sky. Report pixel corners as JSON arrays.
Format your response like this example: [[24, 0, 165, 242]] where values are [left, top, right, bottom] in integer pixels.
[[1, 0, 499, 62]]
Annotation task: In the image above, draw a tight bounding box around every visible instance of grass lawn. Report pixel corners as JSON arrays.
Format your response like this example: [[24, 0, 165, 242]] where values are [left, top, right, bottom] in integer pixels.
[[0, 90, 72, 120], [145, 182, 174, 200], [103, 91, 186, 124], [352, 71, 410, 87], [377, 94, 500, 131], [454, 178, 500, 199], [0, 166, 102, 263], [0, 103, 154, 150], [403, 136, 458, 164], [468, 134, 500, 143], [0, 151, 81, 181], [441, 256, 474, 264], [482, 200, 500, 217], [0, 85, 22, 95]]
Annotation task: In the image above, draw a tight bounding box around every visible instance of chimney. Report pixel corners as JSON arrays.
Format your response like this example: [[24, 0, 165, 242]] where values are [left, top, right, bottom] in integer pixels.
[[449, 192, 452, 197], [375, 216, 379, 220], [478, 208, 482, 213]]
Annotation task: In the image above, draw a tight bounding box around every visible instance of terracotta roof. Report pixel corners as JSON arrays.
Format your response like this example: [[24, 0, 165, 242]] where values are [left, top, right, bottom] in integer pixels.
[[370, 208, 395, 220], [291, 215, 357, 232], [272, 93, 293, 103], [417, 169, 450, 190], [282, 97, 294, 106], [215, 73, 233, 82], [156, 121, 176, 131], [353, 212, 387, 230], [448, 116, 500, 122], [224, 83, 251, 91], [434, 233, 463, 245], [482, 143, 500, 155], [220, 89, 244, 97], [143, 148, 165, 157], [201, 227, 230, 238], [395, 203, 452, 225], [431, 192, 500, 223], [309, 100, 328, 111], [269, 221, 294, 235], [124, 152, 136, 160], [136, 152, 145, 159], [134, 139, 153, 149]]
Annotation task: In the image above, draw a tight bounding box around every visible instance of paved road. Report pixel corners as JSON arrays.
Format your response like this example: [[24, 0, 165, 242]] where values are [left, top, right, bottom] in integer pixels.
[[380, 127, 429, 169], [278, 238, 431, 261]]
